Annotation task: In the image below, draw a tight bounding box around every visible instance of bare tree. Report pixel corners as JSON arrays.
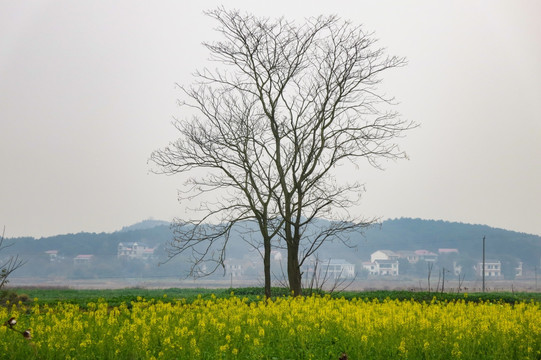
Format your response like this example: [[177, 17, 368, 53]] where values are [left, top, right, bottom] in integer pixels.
[[0, 227, 25, 290], [427, 262, 434, 293], [303, 255, 356, 295], [151, 8, 416, 296], [457, 272, 466, 294]]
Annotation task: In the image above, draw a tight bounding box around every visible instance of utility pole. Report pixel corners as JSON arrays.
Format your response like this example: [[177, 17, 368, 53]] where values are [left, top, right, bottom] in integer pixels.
[[442, 267, 446, 293], [442, 267, 451, 293], [482, 236, 486, 293], [535, 266, 538, 292]]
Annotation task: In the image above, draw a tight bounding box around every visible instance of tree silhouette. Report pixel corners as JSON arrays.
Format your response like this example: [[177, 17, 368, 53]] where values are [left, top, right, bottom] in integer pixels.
[[0, 227, 25, 290], [151, 8, 416, 296]]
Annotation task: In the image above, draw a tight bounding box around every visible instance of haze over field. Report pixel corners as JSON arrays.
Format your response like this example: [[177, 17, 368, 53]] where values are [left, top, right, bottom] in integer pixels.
[[5, 218, 541, 292], [1, 1, 540, 238]]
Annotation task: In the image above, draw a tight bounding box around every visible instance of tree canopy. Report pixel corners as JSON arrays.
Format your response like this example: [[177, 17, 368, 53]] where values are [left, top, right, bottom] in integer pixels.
[[151, 8, 416, 296]]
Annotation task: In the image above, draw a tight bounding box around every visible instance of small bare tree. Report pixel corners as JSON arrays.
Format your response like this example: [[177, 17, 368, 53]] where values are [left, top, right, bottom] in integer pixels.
[[151, 8, 416, 296], [427, 262, 434, 293], [1, 227, 25, 290], [303, 255, 356, 295], [457, 273, 466, 293]]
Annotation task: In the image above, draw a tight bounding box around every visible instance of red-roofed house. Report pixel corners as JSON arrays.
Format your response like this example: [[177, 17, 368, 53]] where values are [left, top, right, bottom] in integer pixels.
[[414, 250, 438, 262], [45, 250, 58, 262]]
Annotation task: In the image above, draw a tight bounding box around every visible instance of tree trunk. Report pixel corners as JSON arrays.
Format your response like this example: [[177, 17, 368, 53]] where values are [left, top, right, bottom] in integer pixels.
[[264, 237, 272, 298], [287, 243, 302, 296]]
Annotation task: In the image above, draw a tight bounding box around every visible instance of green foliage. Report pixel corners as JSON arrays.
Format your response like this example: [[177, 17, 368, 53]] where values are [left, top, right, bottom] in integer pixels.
[[7, 287, 538, 308], [337, 290, 541, 304], [0, 290, 30, 306], [7, 287, 221, 308]]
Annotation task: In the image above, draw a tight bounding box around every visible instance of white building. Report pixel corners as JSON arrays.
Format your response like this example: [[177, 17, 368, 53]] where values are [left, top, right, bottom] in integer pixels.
[[117, 242, 154, 260], [476, 259, 502, 277], [395, 250, 420, 264], [362, 261, 379, 275], [225, 258, 244, 278], [362, 259, 399, 276], [45, 250, 58, 262], [325, 259, 355, 279], [370, 250, 399, 263], [303, 258, 355, 280], [515, 262, 523, 277]]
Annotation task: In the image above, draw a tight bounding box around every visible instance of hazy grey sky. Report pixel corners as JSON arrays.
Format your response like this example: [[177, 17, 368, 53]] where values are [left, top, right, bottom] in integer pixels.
[[1, 0, 540, 238]]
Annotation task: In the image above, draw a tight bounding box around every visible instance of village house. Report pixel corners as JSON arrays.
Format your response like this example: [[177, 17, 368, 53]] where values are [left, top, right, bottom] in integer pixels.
[[414, 249, 438, 262], [117, 242, 155, 261], [365, 249, 442, 276], [302, 258, 356, 280], [365, 250, 400, 276], [224, 258, 244, 278], [395, 250, 420, 263], [363, 251, 400, 276], [475, 259, 502, 277], [370, 250, 399, 263], [515, 262, 523, 277], [45, 250, 58, 262], [376, 260, 399, 276], [324, 259, 355, 279], [362, 259, 399, 276], [362, 261, 378, 275]]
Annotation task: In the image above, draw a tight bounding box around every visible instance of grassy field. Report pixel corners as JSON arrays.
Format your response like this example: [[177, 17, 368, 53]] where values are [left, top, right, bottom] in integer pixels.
[[6, 286, 541, 307], [1, 288, 540, 359]]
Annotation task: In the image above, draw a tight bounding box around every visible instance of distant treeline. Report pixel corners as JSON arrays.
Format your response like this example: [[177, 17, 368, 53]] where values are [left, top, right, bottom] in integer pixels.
[[5, 225, 173, 257], [3, 218, 541, 281]]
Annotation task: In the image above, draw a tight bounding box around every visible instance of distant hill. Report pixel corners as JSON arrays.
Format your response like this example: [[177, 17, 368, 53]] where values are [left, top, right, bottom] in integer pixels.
[[357, 218, 541, 267], [6, 218, 540, 260], [4, 223, 173, 257], [4, 218, 540, 281], [119, 219, 170, 232]]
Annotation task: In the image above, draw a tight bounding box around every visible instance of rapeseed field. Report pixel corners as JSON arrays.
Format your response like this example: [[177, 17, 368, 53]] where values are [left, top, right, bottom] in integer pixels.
[[1, 294, 539, 359]]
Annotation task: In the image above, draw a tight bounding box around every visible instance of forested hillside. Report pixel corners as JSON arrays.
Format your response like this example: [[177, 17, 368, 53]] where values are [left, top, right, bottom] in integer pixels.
[[3, 218, 540, 281], [360, 218, 541, 266]]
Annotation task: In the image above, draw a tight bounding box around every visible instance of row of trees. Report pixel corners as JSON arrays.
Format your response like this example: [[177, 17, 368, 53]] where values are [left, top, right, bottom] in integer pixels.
[[151, 8, 416, 296]]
